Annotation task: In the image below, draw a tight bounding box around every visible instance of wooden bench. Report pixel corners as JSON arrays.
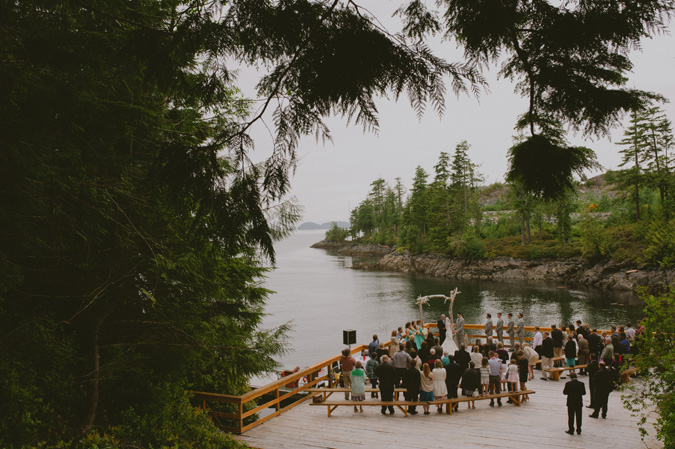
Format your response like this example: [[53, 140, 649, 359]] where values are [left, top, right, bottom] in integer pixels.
[[545, 364, 588, 381], [535, 356, 565, 368], [309, 400, 427, 417], [307, 387, 407, 401], [621, 366, 639, 384], [430, 389, 535, 414]]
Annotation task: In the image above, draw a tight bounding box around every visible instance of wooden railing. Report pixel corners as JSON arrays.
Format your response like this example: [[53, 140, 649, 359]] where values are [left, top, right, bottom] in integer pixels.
[[191, 344, 367, 434], [192, 323, 610, 434]]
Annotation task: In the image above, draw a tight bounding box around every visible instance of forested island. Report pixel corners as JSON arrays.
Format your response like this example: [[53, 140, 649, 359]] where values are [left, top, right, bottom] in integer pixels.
[[316, 122, 675, 293]]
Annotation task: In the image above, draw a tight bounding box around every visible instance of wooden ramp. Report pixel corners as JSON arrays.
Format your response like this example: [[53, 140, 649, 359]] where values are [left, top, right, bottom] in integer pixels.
[[233, 374, 661, 449]]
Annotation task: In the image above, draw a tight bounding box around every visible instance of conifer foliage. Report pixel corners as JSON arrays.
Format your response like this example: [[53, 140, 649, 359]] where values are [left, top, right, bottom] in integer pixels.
[[0, 1, 478, 446]]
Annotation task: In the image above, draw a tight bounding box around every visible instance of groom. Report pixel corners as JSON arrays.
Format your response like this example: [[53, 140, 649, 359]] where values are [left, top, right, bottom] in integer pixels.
[[437, 314, 447, 344], [454, 312, 465, 347]]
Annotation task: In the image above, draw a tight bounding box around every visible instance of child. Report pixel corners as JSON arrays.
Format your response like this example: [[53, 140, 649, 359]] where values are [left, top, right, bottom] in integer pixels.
[[480, 357, 490, 397], [507, 359, 519, 393], [500, 359, 509, 392], [350, 361, 366, 412]]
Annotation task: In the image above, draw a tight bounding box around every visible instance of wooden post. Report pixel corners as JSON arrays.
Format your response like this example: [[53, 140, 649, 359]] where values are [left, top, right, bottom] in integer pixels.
[[275, 388, 280, 412], [237, 399, 243, 434]]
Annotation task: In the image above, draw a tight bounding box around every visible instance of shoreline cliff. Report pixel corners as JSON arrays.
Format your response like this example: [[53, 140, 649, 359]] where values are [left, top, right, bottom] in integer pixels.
[[310, 240, 675, 294]]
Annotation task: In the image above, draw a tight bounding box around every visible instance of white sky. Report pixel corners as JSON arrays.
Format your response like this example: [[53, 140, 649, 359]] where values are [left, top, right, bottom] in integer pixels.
[[244, 1, 675, 224]]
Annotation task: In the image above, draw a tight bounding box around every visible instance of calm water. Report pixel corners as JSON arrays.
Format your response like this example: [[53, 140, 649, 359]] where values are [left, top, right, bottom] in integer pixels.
[[263, 230, 644, 369]]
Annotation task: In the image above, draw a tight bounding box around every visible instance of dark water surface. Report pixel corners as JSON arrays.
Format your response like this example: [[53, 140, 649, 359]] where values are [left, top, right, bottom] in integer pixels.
[[263, 230, 644, 369]]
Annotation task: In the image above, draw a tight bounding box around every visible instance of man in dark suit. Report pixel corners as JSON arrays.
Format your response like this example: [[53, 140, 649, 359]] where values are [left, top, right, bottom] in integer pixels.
[[445, 355, 463, 412], [589, 362, 613, 419], [437, 314, 447, 344], [586, 353, 600, 408], [587, 329, 602, 359], [375, 355, 397, 414], [403, 359, 421, 415], [454, 344, 471, 375], [563, 372, 586, 435]]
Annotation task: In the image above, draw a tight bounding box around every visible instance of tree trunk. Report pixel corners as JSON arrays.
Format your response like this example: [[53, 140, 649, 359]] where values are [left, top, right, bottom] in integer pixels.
[[526, 214, 531, 244]]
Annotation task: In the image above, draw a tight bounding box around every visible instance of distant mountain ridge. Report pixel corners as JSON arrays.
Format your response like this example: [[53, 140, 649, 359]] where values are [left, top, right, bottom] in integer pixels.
[[297, 221, 350, 230]]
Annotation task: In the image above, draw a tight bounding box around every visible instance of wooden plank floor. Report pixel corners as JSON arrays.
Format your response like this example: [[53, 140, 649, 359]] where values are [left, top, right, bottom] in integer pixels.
[[233, 373, 661, 449]]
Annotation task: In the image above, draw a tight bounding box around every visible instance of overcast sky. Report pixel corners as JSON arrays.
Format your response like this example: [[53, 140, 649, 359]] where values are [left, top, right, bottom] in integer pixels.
[[245, 2, 675, 224]]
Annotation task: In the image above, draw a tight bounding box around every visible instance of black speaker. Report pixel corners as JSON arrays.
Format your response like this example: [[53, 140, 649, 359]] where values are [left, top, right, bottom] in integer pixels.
[[343, 329, 356, 345]]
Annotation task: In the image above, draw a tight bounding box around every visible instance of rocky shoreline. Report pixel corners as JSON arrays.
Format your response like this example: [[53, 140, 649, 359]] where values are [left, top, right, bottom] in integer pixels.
[[310, 240, 675, 294]]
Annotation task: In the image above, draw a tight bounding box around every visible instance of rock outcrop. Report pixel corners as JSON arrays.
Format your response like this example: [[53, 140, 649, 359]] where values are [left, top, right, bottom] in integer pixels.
[[377, 251, 675, 294]]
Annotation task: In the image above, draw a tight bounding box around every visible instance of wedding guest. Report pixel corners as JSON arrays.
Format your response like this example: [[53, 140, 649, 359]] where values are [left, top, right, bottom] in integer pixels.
[[419, 363, 434, 415], [365, 351, 379, 398], [350, 361, 366, 413], [461, 361, 480, 409], [432, 359, 448, 412], [403, 359, 421, 415]]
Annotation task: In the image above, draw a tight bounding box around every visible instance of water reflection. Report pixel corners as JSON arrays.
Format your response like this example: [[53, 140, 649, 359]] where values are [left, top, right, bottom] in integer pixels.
[[264, 231, 645, 369]]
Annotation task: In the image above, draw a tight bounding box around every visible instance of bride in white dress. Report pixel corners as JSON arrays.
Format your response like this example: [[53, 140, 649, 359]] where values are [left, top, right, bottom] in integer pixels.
[[442, 317, 459, 354], [441, 288, 460, 355]]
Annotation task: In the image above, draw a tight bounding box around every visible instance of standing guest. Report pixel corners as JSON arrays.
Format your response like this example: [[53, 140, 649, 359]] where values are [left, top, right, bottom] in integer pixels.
[[516, 313, 525, 348], [540, 331, 555, 380], [454, 344, 471, 375], [397, 326, 405, 342], [425, 331, 436, 351], [496, 312, 505, 344], [375, 355, 396, 415], [522, 343, 540, 380], [576, 321, 588, 340], [496, 343, 509, 363], [563, 373, 586, 435], [587, 329, 601, 359], [500, 358, 509, 392], [392, 343, 412, 387], [414, 321, 425, 349], [586, 353, 599, 408], [427, 348, 438, 367], [389, 330, 399, 357], [419, 363, 434, 415], [486, 336, 497, 352], [484, 313, 494, 339], [403, 359, 421, 415], [432, 337, 444, 360], [339, 349, 356, 400], [516, 350, 530, 401], [470, 345, 484, 367], [479, 358, 490, 396], [577, 335, 590, 374], [620, 332, 631, 355], [368, 334, 379, 358], [365, 352, 379, 398], [589, 362, 613, 419], [506, 313, 516, 350], [454, 312, 466, 347], [532, 326, 543, 357], [432, 359, 448, 412], [601, 337, 614, 364], [564, 335, 578, 374], [350, 361, 367, 413], [445, 354, 462, 412], [610, 325, 619, 339], [418, 341, 430, 364], [488, 351, 503, 407], [625, 323, 636, 341], [437, 314, 447, 345], [552, 324, 564, 366], [510, 342, 521, 361], [507, 359, 519, 392], [461, 361, 480, 410]]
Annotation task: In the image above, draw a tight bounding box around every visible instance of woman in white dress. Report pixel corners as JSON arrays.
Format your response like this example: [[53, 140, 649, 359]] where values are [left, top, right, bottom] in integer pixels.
[[442, 319, 459, 355], [432, 359, 448, 412]]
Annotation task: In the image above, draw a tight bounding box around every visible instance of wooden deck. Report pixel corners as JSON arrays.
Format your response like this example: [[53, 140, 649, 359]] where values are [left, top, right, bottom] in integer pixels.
[[233, 373, 661, 449]]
